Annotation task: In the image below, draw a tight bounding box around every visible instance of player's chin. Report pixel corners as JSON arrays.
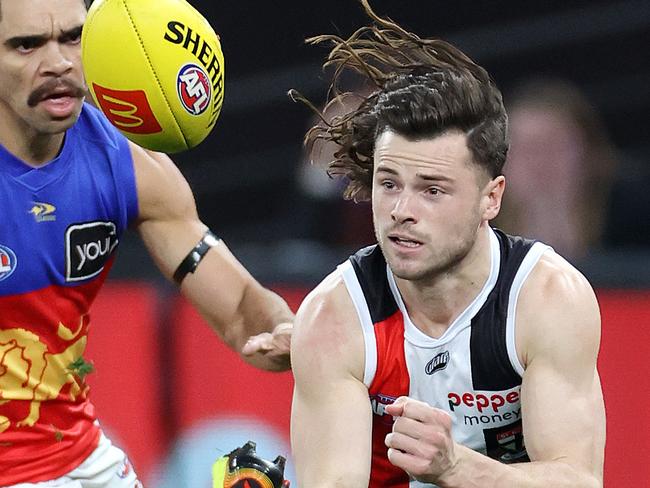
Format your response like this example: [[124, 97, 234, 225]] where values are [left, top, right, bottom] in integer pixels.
[[38, 102, 84, 131], [387, 260, 424, 281]]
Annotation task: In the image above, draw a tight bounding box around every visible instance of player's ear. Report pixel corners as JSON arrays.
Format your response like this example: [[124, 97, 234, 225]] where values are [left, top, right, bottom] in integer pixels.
[[481, 175, 505, 221]]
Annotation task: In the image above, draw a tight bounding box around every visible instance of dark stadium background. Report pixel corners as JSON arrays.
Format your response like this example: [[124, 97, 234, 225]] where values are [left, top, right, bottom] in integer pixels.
[[113, 0, 650, 286], [84, 1, 650, 486]]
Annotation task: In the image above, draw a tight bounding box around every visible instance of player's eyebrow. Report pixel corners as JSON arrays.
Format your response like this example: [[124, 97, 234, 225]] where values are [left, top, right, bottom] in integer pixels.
[[376, 165, 453, 182], [5, 33, 47, 49], [5, 25, 83, 49], [416, 172, 453, 182], [375, 165, 399, 176], [59, 25, 83, 43]]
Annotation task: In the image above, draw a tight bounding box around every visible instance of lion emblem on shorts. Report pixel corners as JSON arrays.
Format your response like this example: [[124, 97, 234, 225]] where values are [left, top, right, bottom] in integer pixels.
[[0, 316, 89, 433]]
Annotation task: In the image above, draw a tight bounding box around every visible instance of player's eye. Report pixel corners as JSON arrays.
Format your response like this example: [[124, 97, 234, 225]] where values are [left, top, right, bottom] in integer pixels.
[[16, 40, 41, 53], [8, 36, 47, 53], [61, 27, 83, 45], [380, 180, 396, 190], [67, 34, 82, 45]]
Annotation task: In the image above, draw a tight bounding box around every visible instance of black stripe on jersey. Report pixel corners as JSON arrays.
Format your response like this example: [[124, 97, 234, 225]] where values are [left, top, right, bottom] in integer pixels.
[[470, 229, 537, 391], [349, 245, 399, 324]]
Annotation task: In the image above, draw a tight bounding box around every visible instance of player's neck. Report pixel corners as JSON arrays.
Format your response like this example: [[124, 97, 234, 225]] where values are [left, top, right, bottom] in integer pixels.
[[0, 122, 65, 167], [395, 224, 493, 338]]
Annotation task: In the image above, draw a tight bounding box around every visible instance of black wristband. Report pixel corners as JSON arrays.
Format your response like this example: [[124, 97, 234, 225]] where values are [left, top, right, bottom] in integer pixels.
[[173, 230, 220, 284]]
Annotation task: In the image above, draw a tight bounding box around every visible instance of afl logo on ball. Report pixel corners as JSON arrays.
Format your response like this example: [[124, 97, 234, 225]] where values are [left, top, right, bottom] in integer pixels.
[[0, 244, 17, 281], [177, 63, 211, 115]]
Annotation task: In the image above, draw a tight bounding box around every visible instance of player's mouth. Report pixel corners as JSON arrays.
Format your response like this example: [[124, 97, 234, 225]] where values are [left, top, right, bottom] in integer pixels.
[[28, 78, 86, 118], [39, 92, 79, 118], [388, 233, 424, 249]]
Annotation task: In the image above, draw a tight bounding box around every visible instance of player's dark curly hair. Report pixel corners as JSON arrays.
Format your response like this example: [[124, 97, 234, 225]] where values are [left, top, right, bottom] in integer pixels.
[[291, 0, 508, 201]]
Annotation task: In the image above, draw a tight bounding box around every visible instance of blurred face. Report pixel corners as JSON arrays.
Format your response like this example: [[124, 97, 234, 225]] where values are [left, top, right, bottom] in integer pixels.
[[505, 106, 586, 256], [372, 130, 500, 282], [0, 0, 87, 139]]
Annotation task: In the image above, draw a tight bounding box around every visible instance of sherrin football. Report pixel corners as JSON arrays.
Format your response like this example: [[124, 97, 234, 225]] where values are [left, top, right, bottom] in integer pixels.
[[81, 0, 225, 153]]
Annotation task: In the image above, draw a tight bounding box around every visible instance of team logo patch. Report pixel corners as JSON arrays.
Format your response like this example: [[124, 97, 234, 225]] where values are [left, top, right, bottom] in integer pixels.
[[177, 63, 211, 115], [29, 202, 56, 222], [0, 245, 17, 282], [369, 393, 397, 425], [484, 419, 529, 463], [425, 350, 449, 375], [65, 221, 118, 282]]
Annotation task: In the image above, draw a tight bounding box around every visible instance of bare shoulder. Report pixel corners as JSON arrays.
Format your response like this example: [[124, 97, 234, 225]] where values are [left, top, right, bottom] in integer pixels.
[[292, 269, 366, 383], [517, 250, 601, 367], [129, 142, 197, 223]]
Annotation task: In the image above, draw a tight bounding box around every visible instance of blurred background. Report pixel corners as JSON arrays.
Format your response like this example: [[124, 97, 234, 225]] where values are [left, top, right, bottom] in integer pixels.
[[115, 0, 650, 285], [89, 0, 649, 486]]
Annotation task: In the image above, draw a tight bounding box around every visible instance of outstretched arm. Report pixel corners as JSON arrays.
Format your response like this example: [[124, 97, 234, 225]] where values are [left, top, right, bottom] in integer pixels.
[[291, 272, 373, 487], [385, 253, 605, 487], [132, 144, 293, 371]]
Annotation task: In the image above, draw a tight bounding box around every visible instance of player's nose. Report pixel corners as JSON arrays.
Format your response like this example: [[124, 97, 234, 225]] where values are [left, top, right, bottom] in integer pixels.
[[40, 42, 75, 77], [390, 192, 417, 223]]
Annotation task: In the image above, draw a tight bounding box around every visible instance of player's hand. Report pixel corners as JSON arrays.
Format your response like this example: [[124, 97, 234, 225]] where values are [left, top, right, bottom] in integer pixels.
[[384, 396, 459, 484], [241, 322, 292, 371]]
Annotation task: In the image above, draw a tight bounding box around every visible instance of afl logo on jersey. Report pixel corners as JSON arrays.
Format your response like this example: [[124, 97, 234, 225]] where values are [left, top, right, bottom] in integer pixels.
[[0, 244, 17, 281], [177, 63, 211, 115]]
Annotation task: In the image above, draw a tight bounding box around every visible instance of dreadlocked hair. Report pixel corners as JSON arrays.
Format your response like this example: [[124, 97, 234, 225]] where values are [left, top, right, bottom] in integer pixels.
[[290, 0, 508, 201]]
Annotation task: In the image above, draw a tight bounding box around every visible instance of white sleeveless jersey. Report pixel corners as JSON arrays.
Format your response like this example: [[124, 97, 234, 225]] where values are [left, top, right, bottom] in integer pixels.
[[338, 228, 551, 487]]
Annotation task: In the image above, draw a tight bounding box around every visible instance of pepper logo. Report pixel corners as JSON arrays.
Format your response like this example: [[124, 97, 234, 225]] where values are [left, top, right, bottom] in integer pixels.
[[0, 245, 17, 282], [177, 63, 211, 115], [92, 83, 163, 134], [29, 202, 56, 222]]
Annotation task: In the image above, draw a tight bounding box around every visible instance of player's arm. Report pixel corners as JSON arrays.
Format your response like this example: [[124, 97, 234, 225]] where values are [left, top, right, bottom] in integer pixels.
[[291, 272, 373, 487], [387, 252, 605, 487], [131, 144, 293, 371]]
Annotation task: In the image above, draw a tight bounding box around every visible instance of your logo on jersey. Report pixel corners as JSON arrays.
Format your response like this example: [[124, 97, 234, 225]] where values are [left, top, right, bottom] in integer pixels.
[[177, 63, 211, 115], [0, 245, 17, 281], [29, 202, 56, 222], [425, 350, 450, 375], [65, 221, 118, 282]]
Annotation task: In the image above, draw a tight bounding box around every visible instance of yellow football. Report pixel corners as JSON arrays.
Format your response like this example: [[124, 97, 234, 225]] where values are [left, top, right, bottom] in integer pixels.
[[81, 0, 225, 153]]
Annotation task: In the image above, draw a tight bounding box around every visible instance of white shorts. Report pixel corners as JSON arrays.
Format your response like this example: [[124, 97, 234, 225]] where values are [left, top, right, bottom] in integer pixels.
[[6, 434, 142, 488]]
